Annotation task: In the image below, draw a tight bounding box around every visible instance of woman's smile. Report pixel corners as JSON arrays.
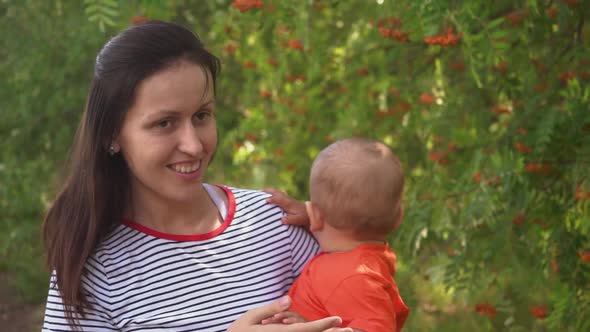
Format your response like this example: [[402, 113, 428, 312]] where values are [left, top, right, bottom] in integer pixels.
[[168, 160, 203, 180]]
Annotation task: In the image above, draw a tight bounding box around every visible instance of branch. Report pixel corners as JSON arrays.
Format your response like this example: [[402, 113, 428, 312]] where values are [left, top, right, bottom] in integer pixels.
[[575, 5, 585, 45], [424, 187, 480, 201], [551, 10, 585, 67], [534, 159, 590, 165], [417, 161, 588, 202]]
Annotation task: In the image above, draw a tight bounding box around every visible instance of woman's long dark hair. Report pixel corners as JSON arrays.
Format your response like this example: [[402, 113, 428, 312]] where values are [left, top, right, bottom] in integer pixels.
[[43, 20, 221, 328]]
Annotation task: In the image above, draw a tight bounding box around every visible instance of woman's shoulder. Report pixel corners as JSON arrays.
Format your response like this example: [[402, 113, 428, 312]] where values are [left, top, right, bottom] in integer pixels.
[[218, 186, 277, 212], [221, 185, 271, 199], [220, 186, 311, 239], [90, 223, 138, 264]]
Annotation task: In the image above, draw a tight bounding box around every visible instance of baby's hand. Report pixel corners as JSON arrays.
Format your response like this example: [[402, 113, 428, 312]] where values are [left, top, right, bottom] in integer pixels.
[[263, 188, 309, 226], [261, 311, 308, 325]]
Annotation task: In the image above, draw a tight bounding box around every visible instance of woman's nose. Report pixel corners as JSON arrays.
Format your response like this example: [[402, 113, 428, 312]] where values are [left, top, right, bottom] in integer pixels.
[[177, 122, 203, 156]]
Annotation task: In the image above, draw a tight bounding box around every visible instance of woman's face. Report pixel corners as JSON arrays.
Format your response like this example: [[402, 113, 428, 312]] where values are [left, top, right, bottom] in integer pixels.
[[116, 60, 217, 204]]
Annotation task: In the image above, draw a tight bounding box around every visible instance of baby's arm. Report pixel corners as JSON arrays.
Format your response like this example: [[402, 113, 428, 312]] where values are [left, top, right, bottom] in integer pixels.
[[323, 275, 400, 332]]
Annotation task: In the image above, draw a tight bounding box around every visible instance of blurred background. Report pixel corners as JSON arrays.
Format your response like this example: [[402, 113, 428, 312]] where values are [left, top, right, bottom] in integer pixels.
[[1, 0, 589, 331]]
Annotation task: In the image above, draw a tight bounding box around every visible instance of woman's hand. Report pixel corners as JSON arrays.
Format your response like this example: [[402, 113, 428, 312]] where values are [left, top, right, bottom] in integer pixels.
[[228, 296, 352, 332], [264, 188, 309, 226], [261, 311, 307, 325]]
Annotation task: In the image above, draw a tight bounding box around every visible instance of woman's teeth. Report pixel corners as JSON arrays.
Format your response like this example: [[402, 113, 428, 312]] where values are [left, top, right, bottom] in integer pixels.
[[171, 161, 200, 173]]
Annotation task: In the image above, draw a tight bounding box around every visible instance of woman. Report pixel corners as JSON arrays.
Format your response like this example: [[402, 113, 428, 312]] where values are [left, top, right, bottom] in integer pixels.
[[42, 20, 350, 332]]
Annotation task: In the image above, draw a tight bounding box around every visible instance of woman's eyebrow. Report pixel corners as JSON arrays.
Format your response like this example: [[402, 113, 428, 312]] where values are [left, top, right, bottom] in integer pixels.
[[143, 100, 216, 121], [143, 110, 181, 121], [200, 100, 215, 108]]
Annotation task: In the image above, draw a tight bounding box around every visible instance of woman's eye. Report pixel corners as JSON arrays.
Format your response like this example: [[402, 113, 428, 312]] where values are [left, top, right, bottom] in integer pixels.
[[156, 120, 171, 128], [194, 111, 211, 121]]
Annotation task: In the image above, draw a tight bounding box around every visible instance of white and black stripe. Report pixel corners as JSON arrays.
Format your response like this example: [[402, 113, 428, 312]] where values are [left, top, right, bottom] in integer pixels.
[[42, 186, 319, 331]]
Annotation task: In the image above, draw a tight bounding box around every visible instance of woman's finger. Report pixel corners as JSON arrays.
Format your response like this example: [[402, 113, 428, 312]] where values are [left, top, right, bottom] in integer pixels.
[[283, 317, 306, 324], [261, 317, 279, 325], [236, 296, 291, 325], [284, 316, 344, 332], [273, 311, 298, 320], [321, 328, 354, 332], [270, 311, 306, 324]]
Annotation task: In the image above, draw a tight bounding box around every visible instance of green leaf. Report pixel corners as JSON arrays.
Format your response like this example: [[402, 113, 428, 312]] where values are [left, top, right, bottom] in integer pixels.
[[487, 17, 505, 30]]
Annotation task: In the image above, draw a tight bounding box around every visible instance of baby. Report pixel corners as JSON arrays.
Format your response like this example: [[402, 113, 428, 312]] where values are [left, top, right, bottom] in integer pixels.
[[272, 138, 410, 331]]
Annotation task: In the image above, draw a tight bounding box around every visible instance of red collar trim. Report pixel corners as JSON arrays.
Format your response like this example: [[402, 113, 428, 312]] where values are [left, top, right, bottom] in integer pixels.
[[121, 185, 236, 241]]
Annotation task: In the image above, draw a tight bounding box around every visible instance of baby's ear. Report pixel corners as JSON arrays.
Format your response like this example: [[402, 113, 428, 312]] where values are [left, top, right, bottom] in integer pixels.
[[305, 201, 324, 232]]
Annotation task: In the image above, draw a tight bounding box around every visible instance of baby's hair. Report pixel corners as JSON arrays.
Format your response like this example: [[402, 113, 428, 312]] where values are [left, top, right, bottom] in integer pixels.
[[310, 138, 404, 238]]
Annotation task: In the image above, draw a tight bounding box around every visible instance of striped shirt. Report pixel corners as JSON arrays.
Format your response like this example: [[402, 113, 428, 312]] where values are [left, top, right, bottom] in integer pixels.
[[42, 186, 319, 331]]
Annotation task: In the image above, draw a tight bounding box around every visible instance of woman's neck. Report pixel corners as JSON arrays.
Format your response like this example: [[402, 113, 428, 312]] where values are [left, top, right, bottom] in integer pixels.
[[126, 183, 223, 235]]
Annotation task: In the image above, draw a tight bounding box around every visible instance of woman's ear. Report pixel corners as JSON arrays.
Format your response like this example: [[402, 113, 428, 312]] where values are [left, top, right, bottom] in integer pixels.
[[305, 201, 324, 232], [108, 141, 121, 155], [105, 134, 121, 155]]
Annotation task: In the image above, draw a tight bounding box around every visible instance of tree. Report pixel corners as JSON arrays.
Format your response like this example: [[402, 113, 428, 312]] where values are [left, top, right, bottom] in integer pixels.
[[1, 0, 588, 330]]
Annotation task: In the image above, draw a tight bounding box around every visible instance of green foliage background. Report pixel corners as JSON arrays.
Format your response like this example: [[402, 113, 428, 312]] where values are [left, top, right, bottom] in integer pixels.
[[1, 0, 589, 330]]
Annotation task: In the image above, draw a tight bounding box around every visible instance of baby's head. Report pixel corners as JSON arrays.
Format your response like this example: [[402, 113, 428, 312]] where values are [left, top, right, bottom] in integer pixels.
[[307, 138, 405, 241]]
